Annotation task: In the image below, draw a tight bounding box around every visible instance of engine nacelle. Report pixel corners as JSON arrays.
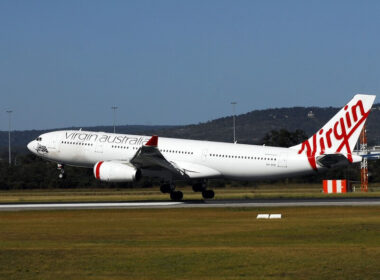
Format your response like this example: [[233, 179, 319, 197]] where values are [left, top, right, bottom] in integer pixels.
[[94, 161, 142, 182]]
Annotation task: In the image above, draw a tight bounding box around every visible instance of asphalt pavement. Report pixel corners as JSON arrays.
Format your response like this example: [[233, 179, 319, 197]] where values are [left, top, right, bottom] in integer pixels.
[[1, 197, 380, 211]]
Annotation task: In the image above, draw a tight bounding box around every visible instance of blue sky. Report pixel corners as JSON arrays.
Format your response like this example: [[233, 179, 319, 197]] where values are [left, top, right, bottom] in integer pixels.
[[1, 0, 380, 130]]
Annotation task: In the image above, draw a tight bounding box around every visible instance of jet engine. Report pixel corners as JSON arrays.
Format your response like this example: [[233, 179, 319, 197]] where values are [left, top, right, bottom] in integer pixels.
[[94, 161, 142, 182]]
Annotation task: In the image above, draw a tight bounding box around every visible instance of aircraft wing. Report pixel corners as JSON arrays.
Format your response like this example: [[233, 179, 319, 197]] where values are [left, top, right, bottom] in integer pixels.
[[130, 136, 184, 178], [130, 135, 220, 180]]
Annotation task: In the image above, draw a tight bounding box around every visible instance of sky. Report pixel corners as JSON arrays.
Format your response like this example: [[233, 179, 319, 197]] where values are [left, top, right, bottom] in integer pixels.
[[1, 0, 380, 130]]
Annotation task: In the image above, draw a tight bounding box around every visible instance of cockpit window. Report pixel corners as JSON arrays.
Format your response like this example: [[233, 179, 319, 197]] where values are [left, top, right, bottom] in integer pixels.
[[36, 137, 42, 141]]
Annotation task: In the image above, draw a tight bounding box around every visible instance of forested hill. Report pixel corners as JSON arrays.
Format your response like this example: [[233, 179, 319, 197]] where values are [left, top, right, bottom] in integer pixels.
[[161, 104, 380, 145], [1, 103, 380, 153]]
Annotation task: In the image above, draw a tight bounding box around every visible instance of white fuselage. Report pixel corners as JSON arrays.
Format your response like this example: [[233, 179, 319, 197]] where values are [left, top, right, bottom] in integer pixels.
[[28, 130, 315, 181], [27, 94, 375, 187]]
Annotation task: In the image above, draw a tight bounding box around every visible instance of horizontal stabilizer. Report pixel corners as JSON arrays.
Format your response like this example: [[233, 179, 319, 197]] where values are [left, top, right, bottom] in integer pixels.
[[316, 153, 362, 168]]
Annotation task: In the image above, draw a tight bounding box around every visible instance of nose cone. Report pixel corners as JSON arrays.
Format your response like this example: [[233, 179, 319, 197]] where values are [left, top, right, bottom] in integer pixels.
[[27, 141, 35, 153]]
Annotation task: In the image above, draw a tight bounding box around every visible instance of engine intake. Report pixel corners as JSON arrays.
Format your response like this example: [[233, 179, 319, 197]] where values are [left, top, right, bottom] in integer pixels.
[[94, 161, 141, 182]]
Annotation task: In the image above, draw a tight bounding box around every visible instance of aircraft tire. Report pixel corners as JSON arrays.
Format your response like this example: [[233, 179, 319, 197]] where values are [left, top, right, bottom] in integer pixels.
[[170, 191, 183, 201], [160, 184, 173, 193], [202, 190, 214, 199]]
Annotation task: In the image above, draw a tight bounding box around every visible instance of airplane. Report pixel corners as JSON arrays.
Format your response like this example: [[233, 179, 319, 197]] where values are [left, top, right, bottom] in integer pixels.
[[27, 94, 376, 201]]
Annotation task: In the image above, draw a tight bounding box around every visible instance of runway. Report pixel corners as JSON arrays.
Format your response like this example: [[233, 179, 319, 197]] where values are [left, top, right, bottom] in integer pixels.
[[1, 197, 380, 211]]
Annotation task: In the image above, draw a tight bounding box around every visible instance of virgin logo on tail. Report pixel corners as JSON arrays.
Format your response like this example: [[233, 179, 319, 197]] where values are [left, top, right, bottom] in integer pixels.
[[298, 97, 372, 170]]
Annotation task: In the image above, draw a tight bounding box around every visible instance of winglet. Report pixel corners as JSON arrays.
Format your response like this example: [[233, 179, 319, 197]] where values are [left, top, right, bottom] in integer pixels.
[[145, 135, 158, 147]]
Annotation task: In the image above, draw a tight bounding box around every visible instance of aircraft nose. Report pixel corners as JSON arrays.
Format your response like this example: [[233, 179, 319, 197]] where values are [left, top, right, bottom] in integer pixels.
[[27, 141, 35, 153]]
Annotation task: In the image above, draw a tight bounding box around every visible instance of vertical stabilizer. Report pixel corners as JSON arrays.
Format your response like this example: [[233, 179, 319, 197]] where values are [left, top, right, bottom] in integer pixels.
[[291, 94, 376, 169]]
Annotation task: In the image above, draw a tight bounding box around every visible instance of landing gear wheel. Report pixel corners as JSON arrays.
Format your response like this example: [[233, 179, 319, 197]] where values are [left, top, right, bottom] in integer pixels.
[[160, 184, 174, 194], [202, 190, 214, 199], [170, 191, 183, 201]]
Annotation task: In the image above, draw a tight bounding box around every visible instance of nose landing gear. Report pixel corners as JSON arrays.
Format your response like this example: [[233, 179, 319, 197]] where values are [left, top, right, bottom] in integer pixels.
[[57, 164, 65, 179]]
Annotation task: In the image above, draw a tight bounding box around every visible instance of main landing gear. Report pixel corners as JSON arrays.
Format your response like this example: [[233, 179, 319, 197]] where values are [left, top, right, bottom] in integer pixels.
[[57, 164, 66, 179], [160, 181, 215, 201], [192, 181, 215, 200], [160, 183, 183, 201]]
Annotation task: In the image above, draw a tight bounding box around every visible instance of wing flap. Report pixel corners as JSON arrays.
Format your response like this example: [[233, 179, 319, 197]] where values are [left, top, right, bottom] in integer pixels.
[[171, 161, 221, 179]]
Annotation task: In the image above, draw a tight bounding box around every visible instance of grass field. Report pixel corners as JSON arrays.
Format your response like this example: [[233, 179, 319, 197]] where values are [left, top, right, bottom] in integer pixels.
[[1, 183, 380, 203], [0, 207, 379, 280]]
